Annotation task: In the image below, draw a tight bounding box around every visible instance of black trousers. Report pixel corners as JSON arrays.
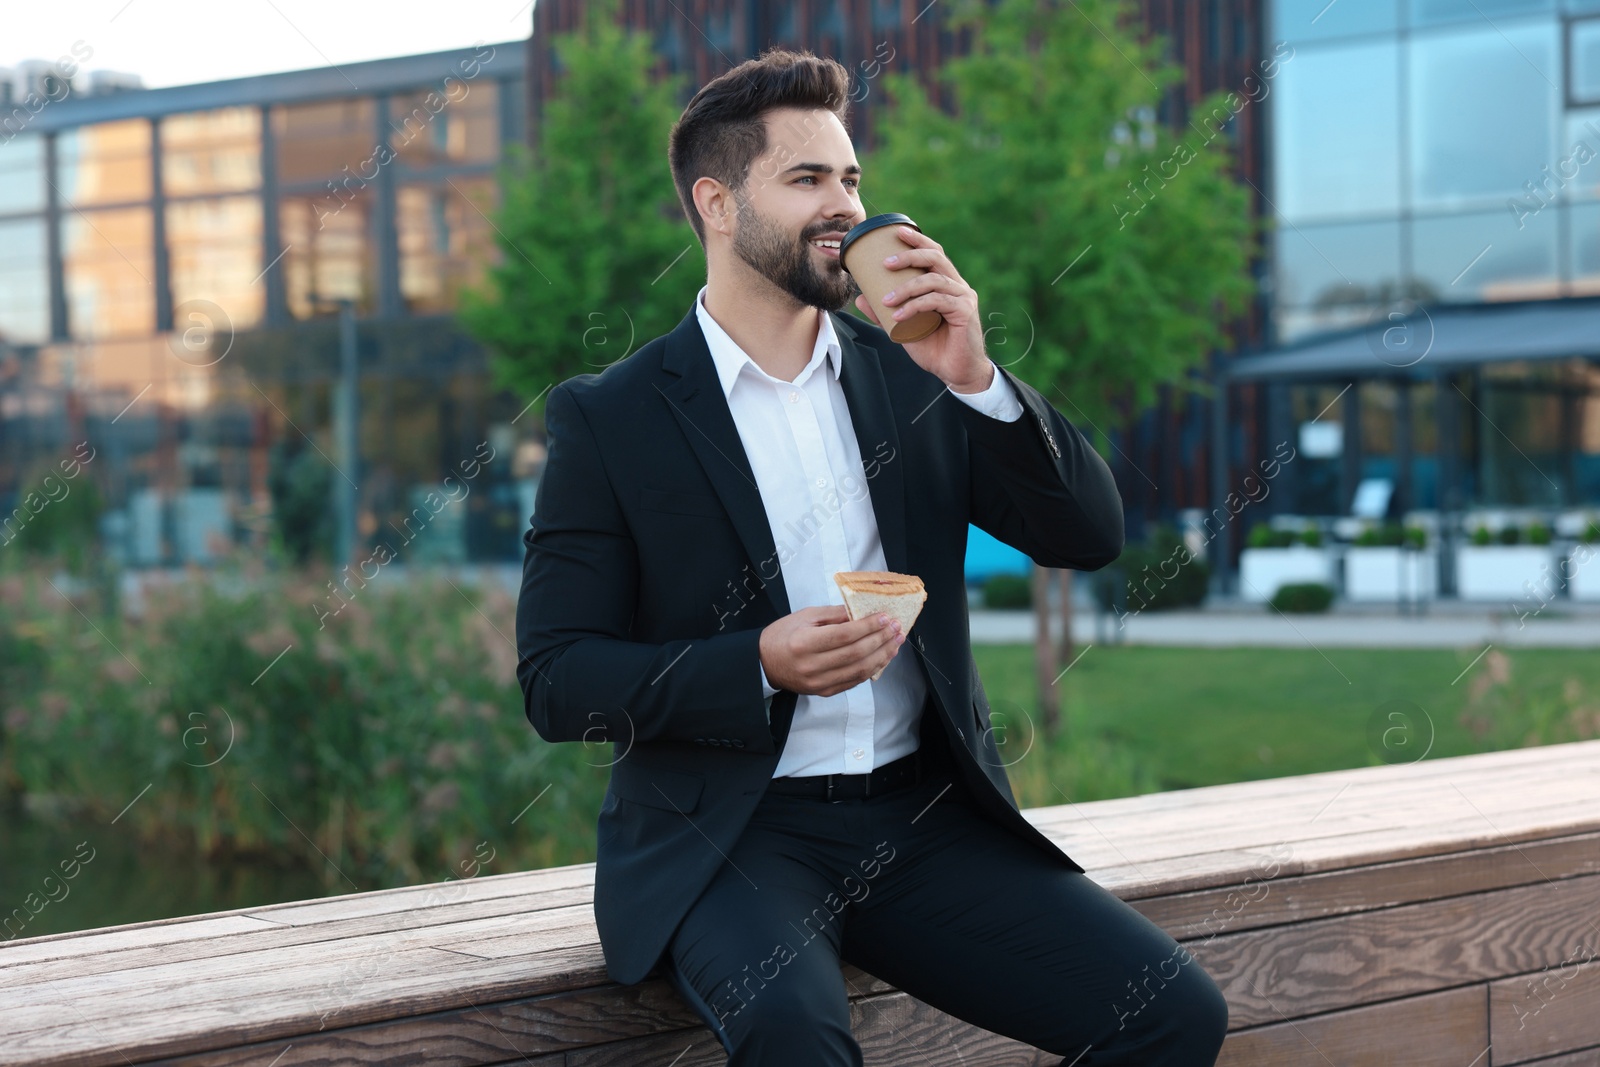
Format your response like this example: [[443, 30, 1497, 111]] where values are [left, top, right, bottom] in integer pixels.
[[662, 717, 1229, 1065]]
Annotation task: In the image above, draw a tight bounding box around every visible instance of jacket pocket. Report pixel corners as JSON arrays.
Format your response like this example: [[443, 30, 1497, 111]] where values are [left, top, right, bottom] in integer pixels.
[[608, 761, 705, 813]]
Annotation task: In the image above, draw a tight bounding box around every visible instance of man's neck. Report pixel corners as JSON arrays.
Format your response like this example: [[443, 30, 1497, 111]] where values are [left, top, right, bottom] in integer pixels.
[[702, 270, 824, 384]]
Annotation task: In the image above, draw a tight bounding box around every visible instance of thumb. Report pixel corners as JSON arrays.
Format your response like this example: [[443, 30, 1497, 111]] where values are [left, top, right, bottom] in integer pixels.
[[854, 293, 880, 326]]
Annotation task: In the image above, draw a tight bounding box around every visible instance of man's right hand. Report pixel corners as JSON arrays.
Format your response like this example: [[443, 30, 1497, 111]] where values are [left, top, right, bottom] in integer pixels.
[[759, 605, 905, 697]]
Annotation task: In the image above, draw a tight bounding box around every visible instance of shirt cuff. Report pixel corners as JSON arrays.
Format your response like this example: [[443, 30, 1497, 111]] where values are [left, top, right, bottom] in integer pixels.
[[947, 362, 1023, 422], [760, 658, 778, 724]]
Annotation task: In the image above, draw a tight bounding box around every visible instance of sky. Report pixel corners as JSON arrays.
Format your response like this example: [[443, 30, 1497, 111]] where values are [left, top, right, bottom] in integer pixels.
[[1, 0, 535, 90]]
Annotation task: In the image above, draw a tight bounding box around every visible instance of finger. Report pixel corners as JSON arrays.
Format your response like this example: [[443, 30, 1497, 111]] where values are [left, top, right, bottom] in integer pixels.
[[893, 226, 942, 255], [880, 271, 948, 308], [889, 290, 966, 322], [817, 614, 896, 665]]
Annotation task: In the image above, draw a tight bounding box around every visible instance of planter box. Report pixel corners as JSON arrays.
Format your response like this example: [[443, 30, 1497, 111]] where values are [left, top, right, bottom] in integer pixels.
[[1568, 544, 1600, 601], [1454, 545, 1557, 601], [1344, 546, 1437, 601], [1239, 546, 1332, 602]]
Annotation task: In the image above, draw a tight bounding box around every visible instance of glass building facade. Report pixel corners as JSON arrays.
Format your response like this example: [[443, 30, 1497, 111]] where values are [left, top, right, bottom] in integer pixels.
[[1261, 0, 1600, 517], [0, 43, 535, 566], [1270, 0, 1600, 338]]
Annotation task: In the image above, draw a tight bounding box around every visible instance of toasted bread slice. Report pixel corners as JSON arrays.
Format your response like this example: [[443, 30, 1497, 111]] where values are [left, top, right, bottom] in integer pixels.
[[832, 570, 927, 680]]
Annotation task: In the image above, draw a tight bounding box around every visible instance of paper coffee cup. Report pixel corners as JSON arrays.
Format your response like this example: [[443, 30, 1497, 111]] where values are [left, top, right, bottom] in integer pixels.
[[839, 212, 944, 344]]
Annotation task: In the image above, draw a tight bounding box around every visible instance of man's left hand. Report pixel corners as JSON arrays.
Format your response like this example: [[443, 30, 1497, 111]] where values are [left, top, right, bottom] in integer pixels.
[[852, 226, 994, 394]]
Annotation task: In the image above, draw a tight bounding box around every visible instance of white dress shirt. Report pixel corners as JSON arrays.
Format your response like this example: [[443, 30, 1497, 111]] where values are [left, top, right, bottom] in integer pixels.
[[693, 284, 1024, 778]]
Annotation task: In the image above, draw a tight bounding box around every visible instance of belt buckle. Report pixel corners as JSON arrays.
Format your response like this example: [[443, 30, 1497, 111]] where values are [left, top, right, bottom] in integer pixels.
[[826, 775, 834, 802]]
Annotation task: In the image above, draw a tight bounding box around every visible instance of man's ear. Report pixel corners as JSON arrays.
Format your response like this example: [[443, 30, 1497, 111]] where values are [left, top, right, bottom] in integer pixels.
[[694, 177, 736, 238]]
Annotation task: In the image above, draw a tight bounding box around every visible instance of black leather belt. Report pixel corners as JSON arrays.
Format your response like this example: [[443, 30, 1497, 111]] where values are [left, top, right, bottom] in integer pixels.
[[765, 746, 926, 801]]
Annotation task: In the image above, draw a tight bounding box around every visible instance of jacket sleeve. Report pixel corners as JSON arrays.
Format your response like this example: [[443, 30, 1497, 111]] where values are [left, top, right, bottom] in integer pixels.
[[957, 361, 1124, 570], [515, 382, 773, 752]]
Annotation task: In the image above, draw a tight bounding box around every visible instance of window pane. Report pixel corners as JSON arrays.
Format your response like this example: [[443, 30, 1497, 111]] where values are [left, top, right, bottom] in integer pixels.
[[279, 191, 374, 318], [161, 107, 261, 196], [0, 217, 49, 343], [388, 80, 500, 167], [167, 196, 264, 330], [64, 207, 155, 338], [1559, 108, 1600, 201], [58, 119, 152, 206], [1409, 22, 1558, 210], [1273, 38, 1400, 221], [1568, 201, 1600, 292], [0, 132, 46, 215], [1270, 0, 1396, 44], [1274, 218, 1402, 309], [1410, 209, 1559, 301], [397, 177, 497, 314], [1573, 18, 1600, 104], [1409, 0, 1553, 26], [273, 99, 375, 184]]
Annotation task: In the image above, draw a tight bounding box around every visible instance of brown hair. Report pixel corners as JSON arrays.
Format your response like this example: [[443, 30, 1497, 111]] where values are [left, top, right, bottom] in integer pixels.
[[668, 48, 853, 248]]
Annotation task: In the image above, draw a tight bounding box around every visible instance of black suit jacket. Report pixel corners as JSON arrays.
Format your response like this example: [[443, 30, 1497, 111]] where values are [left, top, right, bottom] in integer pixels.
[[515, 301, 1124, 986]]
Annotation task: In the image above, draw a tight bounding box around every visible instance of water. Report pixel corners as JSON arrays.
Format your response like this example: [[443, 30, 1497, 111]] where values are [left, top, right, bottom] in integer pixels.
[[1, 798, 329, 942]]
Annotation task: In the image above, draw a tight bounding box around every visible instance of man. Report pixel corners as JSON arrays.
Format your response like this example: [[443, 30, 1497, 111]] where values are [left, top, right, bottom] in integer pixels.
[[516, 48, 1228, 1066]]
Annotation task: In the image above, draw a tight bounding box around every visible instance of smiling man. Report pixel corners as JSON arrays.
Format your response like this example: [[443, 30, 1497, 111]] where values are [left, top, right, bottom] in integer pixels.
[[515, 48, 1228, 1066]]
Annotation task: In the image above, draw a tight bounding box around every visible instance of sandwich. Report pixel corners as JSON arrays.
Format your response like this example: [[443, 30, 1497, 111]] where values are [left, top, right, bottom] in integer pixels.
[[832, 570, 928, 680]]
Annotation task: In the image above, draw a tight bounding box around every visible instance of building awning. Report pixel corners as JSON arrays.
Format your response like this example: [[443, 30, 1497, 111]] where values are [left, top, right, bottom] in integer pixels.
[[1227, 296, 1600, 381]]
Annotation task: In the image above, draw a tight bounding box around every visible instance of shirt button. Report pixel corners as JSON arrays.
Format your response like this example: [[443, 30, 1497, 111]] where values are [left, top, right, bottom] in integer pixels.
[[853, 748, 864, 759], [789, 391, 799, 403], [816, 477, 826, 488]]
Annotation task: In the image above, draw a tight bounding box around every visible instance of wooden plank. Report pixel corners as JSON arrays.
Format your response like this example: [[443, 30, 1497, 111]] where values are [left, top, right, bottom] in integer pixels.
[[0, 916, 282, 969], [0, 865, 593, 962], [1509, 1049, 1600, 1066], [1132, 832, 1600, 940], [1, 885, 597, 985], [28, 966, 902, 1062], [1490, 958, 1600, 1064], [565, 988, 1055, 1067], [1031, 761, 1600, 871], [1194, 874, 1600, 1028], [1214, 985, 1487, 1067], [1085, 806, 1600, 902], [1030, 739, 1600, 827]]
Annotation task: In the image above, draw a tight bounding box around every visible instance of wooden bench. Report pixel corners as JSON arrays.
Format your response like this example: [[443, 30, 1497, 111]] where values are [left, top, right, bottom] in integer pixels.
[[5, 738, 1600, 1066]]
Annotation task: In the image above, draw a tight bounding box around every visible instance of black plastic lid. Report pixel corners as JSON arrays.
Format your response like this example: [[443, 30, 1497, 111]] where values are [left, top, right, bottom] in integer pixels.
[[837, 212, 920, 266]]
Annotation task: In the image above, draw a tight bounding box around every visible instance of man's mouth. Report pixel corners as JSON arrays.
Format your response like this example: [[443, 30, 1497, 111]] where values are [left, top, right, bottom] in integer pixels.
[[809, 234, 845, 259]]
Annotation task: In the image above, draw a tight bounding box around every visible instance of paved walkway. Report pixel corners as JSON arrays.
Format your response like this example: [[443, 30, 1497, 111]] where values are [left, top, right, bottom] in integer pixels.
[[969, 598, 1600, 648]]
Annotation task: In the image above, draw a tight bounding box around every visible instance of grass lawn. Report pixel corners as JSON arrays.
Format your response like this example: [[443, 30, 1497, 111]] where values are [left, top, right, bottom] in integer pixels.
[[968, 644, 1600, 809]]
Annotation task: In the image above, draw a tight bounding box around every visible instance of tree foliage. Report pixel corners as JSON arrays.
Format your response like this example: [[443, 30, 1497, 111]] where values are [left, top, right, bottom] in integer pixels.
[[858, 0, 1259, 446], [458, 0, 704, 422]]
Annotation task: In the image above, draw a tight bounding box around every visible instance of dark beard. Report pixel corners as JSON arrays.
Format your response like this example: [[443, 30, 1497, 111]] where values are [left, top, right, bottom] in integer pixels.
[[731, 195, 860, 312]]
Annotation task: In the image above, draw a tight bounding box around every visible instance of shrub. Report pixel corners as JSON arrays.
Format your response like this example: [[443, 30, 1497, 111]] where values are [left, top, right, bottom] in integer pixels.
[[1498, 525, 1522, 545], [1403, 525, 1427, 549], [1471, 525, 1492, 546], [0, 555, 578, 888], [1269, 582, 1334, 613], [1299, 526, 1323, 547], [1585, 521, 1600, 543], [1247, 524, 1296, 549], [1527, 522, 1551, 545], [982, 573, 1032, 609], [1096, 522, 1210, 613]]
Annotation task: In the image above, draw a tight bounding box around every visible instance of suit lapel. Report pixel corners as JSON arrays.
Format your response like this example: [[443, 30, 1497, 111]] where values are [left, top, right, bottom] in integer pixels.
[[830, 310, 909, 578]]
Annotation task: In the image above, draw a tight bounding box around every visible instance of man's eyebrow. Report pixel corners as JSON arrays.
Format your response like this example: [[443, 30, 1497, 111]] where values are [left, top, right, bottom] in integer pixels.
[[781, 162, 863, 177]]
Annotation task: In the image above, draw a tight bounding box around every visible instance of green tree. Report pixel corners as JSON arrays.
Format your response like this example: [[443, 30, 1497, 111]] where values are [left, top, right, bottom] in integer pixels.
[[458, 0, 703, 419], [860, 0, 1258, 733]]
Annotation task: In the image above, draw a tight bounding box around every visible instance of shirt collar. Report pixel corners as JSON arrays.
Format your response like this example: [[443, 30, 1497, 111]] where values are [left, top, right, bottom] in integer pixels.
[[695, 284, 842, 399]]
